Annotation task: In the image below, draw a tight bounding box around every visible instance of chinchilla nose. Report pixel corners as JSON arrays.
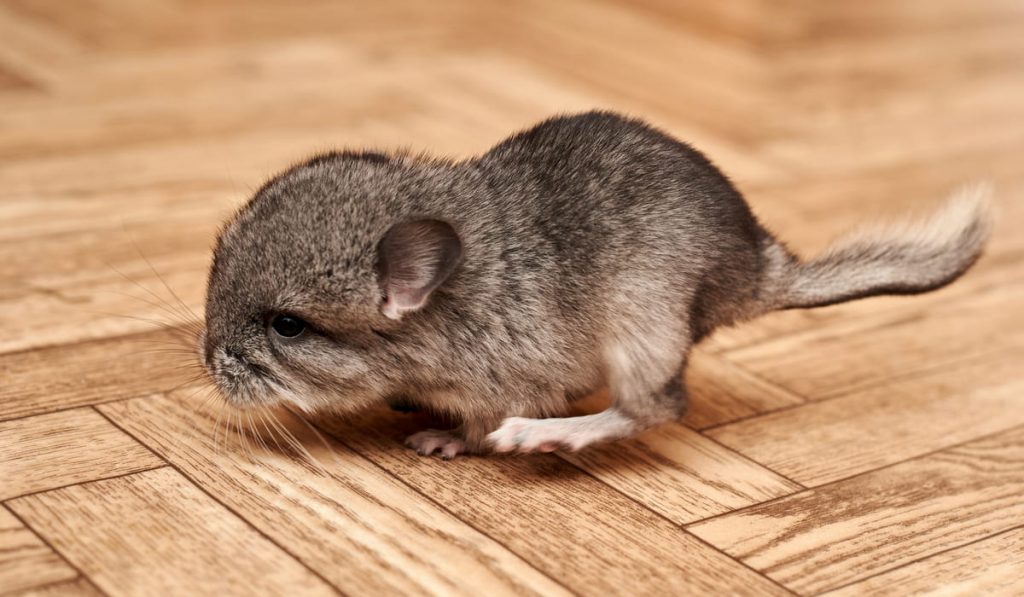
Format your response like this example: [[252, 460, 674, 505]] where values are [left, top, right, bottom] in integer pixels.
[[203, 335, 234, 367]]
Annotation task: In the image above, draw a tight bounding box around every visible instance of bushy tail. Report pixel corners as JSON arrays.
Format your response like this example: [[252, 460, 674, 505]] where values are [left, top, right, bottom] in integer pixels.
[[762, 184, 994, 310]]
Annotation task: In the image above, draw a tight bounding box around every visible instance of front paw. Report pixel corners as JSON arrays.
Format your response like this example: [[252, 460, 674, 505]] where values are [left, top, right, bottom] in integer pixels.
[[487, 417, 566, 454], [404, 429, 466, 460]]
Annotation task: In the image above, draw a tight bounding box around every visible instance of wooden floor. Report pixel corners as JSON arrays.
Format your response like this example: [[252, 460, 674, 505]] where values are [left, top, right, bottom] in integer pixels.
[[2, 1, 1023, 595]]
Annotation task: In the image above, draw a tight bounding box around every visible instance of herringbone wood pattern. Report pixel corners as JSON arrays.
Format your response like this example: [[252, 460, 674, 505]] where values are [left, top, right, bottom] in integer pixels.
[[1, 1, 1022, 595]]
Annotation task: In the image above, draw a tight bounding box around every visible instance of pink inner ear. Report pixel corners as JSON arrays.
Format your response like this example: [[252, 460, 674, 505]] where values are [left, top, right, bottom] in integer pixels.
[[377, 219, 462, 320]]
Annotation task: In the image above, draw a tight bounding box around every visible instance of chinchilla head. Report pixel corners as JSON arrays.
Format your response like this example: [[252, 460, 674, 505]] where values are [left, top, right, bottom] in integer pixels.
[[200, 152, 464, 413]]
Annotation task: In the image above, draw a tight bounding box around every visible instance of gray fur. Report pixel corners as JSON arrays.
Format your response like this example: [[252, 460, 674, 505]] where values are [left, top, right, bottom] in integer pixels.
[[201, 111, 993, 456]]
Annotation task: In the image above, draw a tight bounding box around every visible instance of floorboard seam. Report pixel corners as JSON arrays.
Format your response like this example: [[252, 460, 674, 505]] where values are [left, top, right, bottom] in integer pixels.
[[556, 462, 799, 596], [0, 575, 86, 597], [0, 322, 191, 360], [0, 380, 208, 424], [313, 422, 584, 597], [711, 274, 1017, 356], [813, 523, 1024, 596], [699, 345, 1022, 433], [3, 464, 169, 503], [2, 503, 112, 597], [90, 406, 348, 597], [685, 421, 1024, 528], [697, 432, 808, 490]]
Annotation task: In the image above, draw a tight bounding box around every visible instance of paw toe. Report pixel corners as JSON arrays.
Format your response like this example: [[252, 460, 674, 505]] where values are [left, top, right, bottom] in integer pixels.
[[405, 429, 466, 459]]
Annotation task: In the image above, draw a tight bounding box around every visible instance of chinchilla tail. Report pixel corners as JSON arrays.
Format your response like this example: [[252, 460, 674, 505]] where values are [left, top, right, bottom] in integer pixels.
[[760, 183, 994, 311]]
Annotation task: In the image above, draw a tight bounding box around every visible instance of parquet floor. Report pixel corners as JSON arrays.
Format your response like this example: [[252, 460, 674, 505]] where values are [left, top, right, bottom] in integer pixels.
[[1, 1, 1023, 595]]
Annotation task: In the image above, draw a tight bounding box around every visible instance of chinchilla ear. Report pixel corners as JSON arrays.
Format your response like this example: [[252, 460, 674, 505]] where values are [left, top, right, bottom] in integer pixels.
[[376, 219, 462, 320]]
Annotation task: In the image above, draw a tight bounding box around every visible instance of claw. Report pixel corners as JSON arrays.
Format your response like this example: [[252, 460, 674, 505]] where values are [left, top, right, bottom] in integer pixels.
[[405, 429, 467, 460]]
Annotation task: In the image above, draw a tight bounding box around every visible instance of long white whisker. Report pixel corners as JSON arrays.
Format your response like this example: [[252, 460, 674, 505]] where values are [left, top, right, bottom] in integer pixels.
[[282, 405, 344, 469], [248, 411, 272, 455], [265, 410, 329, 475]]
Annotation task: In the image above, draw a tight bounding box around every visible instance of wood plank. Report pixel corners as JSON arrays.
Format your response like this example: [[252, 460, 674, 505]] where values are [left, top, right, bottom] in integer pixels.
[[723, 280, 1024, 400], [0, 506, 77, 594], [0, 63, 35, 91], [825, 526, 1024, 596], [707, 348, 1024, 485], [0, 197, 218, 355], [0, 329, 196, 421], [682, 350, 804, 429], [320, 407, 790, 596], [99, 392, 573, 597], [0, 0, 1022, 593], [688, 425, 1024, 594], [558, 383, 800, 523], [559, 422, 801, 523], [6, 577, 103, 597], [0, 408, 163, 499], [0, 3, 83, 85], [5, 577, 101, 597], [7, 467, 338, 597]]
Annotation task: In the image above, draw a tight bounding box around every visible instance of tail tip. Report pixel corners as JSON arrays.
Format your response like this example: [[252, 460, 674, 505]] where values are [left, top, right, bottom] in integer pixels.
[[905, 181, 995, 253], [950, 180, 995, 221]]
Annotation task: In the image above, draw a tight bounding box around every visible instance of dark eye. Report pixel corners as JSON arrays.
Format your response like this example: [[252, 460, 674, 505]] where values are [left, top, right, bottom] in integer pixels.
[[271, 314, 306, 338]]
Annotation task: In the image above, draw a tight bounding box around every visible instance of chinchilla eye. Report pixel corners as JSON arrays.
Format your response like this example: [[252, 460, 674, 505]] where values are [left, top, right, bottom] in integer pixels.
[[270, 314, 306, 338]]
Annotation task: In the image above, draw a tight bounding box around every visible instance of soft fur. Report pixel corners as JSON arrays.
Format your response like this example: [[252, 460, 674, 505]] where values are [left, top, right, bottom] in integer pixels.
[[201, 111, 993, 457]]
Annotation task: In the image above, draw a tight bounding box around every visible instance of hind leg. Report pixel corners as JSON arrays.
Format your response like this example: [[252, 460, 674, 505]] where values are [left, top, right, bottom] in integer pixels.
[[488, 326, 690, 453]]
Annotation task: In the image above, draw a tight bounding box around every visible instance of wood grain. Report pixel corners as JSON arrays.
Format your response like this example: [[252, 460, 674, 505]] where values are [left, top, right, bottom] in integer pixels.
[[824, 526, 1024, 596], [1, 0, 1022, 594], [0, 506, 77, 594], [682, 350, 804, 429], [6, 578, 104, 597], [100, 392, 572, 597], [559, 420, 801, 524], [707, 348, 1024, 485], [0, 407, 163, 499], [0, 330, 198, 421], [688, 425, 1024, 594], [723, 279, 1024, 401], [323, 407, 790, 596], [8, 467, 338, 597], [0, 63, 34, 90]]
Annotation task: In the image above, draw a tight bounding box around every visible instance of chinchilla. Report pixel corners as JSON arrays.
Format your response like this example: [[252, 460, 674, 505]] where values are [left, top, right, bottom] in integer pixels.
[[200, 111, 992, 458]]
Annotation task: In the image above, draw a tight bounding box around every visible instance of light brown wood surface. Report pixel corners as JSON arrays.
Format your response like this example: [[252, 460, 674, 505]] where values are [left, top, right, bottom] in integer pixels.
[[7, 578, 105, 597], [825, 527, 1024, 597], [0, 408, 162, 499], [0, 507, 77, 594], [1, 1, 1022, 595], [9, 467, 338, 597]]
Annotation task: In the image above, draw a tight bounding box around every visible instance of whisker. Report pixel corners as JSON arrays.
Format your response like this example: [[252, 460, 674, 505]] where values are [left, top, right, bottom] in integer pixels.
[[237, 410, 256, 461], [105, 261, 194, 326], [178, 384, 218, 453], [230, 410, 245, 459], [255, 409, 288, 456], [213, 400, 228, 455], [126, 233, 203, 324], [162, 376, 207, 396], [264, 410, 329, 475], [88, 309, 190, 336], [109, 289, 201, 331], [248, 411, 272, 455], [282, 405, 344, 470]]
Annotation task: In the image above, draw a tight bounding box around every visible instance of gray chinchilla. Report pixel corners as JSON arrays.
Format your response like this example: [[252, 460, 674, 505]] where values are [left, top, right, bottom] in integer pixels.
[[201, 111, 992, 459]]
